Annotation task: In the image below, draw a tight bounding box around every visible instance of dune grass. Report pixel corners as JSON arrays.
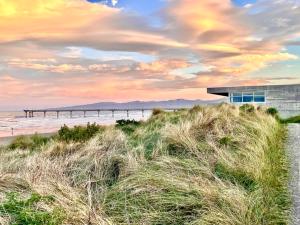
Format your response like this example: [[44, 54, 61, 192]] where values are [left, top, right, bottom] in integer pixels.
[[8, 134, 50, 151], [281, 115, 300, 124], [0, 104, 291, 225], [264, 106, 300, 124]]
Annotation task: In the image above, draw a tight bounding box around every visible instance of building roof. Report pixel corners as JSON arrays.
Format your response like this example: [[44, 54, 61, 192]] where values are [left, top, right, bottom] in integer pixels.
[[207, 83, 300, 97]]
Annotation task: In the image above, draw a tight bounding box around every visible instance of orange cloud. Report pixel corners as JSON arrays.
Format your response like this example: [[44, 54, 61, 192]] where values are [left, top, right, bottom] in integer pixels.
[[8, 61, 86, 73], [1, 0, 300, 109], [0, 0, 185, 53], [165, 0, 299, 76], [0, 0, 117, 42], [212, 52, 298, 75], [166, 0, 249, 42], [7, 58, 192, 79], [1, 0, 298, 78], [137, 60, 189, 72]]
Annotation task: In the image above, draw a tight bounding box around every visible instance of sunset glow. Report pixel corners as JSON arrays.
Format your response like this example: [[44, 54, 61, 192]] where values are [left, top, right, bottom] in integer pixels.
[[1, 0, 300, 109]]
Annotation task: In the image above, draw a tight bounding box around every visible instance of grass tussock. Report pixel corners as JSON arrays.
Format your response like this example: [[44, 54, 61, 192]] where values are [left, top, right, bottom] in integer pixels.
[[0, 104, 291, 224], [0, 192, 65, 225]]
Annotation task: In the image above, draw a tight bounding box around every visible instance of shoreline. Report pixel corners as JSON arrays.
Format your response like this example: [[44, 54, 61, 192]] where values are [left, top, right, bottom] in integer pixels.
[[0, 132, 56, 146]]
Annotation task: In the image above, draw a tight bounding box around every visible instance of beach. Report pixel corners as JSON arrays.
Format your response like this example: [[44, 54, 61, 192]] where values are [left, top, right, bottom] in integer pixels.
[[0, 110, 152, 138], [0, 135, 17, 146]]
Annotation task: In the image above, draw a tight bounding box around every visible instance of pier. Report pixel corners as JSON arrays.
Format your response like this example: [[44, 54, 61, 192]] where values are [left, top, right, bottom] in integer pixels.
[[24, 108, 181, 119]]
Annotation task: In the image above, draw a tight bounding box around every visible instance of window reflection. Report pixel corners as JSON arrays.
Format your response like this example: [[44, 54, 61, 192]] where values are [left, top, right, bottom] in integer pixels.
[[230, 91, 265, 103]]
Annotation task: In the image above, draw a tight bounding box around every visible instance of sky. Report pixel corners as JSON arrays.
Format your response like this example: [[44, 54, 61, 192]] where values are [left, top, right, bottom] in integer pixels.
[[0, 0, 300, 110]]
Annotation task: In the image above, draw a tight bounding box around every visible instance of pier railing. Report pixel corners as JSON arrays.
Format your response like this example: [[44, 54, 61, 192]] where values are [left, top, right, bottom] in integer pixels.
[[24, 108, 185, 119]]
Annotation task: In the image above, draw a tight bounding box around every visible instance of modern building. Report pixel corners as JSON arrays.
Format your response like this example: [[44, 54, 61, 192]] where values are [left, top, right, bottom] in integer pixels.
[[207, 84, 300, 118]]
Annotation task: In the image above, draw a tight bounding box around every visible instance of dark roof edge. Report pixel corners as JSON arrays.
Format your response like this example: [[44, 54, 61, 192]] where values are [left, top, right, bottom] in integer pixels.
[[207, 83, 300, 90]]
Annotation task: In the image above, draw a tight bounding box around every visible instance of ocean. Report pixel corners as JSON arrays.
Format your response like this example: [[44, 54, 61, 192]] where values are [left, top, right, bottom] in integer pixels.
[[0, 110, 152, 137]]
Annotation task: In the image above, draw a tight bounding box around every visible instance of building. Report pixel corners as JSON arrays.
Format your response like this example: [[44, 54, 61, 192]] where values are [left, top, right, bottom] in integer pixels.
[[207, 84, 300, 118]]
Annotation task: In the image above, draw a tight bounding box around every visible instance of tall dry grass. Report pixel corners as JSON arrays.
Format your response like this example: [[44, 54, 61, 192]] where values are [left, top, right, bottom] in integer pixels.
[[0, 104, 290, 225]]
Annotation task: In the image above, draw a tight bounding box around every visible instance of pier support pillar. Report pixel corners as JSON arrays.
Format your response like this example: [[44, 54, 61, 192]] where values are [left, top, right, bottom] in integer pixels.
[[97, 110, 100, 117], [56, 111, 59, 119], [142, 109, 144, 118], [127, 110, 129, 118], [84, 111, 86, 118], [70, 111, 73, 118], [112, 110, 115, 118], [25, 111, 28, 118], [44, 111, 46, 118]]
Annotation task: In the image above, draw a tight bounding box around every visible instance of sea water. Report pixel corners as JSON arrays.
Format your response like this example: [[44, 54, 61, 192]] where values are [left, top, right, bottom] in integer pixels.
[[0, 110, 152, 137]]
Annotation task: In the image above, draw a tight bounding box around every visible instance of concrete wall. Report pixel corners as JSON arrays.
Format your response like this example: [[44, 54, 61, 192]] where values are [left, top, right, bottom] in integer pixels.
[[207, 84, 300, 118]]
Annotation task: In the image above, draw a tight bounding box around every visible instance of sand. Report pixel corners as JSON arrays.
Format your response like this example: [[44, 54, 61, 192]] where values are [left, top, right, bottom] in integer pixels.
[[0, 136, 17, 146]]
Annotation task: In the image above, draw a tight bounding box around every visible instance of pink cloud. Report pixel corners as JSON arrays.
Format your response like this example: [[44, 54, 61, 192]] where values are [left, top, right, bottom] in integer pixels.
[[0, 0, 300, 109]]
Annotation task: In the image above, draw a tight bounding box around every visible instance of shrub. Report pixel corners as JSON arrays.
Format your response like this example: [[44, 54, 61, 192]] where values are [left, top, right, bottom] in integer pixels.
[[8, 136, 31, 150], [31, 134, 49, 148], [0, 192, 65, 225], [9, 134, 49, 150], [58, 122, 103, 142], [116, 119, 140, 127], [266, 107, 278, 116], [116, 119, 141, 135], [152, 108, 164, 116], [239, 104, 255, 113]]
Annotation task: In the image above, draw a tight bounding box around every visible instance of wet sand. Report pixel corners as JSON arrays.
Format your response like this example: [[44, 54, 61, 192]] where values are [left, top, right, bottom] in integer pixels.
[[0, 136, 17, 146]]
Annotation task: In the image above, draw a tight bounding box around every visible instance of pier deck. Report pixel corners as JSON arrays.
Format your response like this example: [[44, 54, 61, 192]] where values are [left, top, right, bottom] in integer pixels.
[[24, 108, 183, 118]]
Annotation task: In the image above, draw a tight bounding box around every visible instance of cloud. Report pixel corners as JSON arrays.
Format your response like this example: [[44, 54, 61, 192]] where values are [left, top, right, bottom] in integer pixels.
[[160, 0, 300, 76], [0, 75, 30, 98], [111, 0, 118, 6], [0, 0, 300, 108], [285, 40, 300, 46], [0, 0, 186, 54], [6, 57, 192, 82], [209, 52, 298, 75], [2, 0, 298, 73], [7, 60, 87, 74]]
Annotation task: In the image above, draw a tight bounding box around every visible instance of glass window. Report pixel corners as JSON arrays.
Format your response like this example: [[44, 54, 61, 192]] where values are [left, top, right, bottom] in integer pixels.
[[232, 96, 243, 102], [254, 91, 265, 103], [230, 91, 265, 103], [243, 95, 253, 102], [254, 96, 265, 102], [232, 92, 242, 97], [254, 91, 265, 96], [243, 93, 253, 102], [230, 92, 242, 103]]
